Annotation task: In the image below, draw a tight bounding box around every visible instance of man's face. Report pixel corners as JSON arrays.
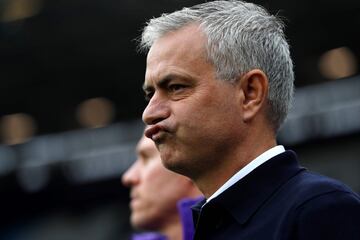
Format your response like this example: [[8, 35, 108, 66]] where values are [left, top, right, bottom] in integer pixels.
[[122, 136, 196, 230], [142, 24, 245, 179]]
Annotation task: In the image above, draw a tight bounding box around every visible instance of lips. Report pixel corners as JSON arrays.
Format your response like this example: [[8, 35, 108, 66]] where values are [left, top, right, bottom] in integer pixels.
[[130, 198, 141, 210], [130, 192, 140, 208], [144, 125, 166, 141]]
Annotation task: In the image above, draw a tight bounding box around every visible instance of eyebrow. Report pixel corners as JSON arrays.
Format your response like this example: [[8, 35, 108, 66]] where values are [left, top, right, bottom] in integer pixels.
[[142, 74, 177, 92]]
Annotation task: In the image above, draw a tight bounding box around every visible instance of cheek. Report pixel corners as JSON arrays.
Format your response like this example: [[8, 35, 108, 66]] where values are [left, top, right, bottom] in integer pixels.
[[175, 96, 239, 135], [172, 98, 209, 129], [144, 172, 186, 214], [172, 91, 242, 159], [132, 170, 173, 219], [175, 85, 238, 123], [146, 165, 186, 194], [143, 164, 180, 197]]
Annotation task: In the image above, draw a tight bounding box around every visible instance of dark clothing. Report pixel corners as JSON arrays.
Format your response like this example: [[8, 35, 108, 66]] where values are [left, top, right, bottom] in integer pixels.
[[132, 233, 167, 240], [192, 150, 360, 240], [177, 197, 204, 240]]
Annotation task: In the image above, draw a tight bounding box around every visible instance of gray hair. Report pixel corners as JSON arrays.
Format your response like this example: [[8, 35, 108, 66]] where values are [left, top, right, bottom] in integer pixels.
[[140, 0, 294, 131]]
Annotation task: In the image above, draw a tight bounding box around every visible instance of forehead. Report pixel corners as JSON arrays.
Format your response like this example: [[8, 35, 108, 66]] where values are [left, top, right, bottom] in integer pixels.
[[144, 24, 209, 87], [148, 24, 206, 58]]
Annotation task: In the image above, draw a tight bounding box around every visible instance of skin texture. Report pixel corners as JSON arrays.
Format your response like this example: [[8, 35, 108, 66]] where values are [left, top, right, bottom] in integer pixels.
[[122, 135, 201, 240], [142, 24, 276, 198]]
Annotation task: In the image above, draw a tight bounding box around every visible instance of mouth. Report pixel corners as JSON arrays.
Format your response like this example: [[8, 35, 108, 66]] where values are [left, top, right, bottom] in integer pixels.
[[130, 193, 140, 208], [144, 125, 168, 142], [130, 198, 139, 209]]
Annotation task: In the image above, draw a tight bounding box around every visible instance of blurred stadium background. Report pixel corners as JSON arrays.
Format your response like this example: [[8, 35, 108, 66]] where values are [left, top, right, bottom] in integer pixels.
[[0, 0, 359, 239]]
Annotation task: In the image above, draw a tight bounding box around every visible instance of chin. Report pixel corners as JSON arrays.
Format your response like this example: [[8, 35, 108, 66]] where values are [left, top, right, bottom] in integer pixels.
[[163, 158, 194, 178], [131, 215, 163, 232], [160, 147, 197, 177], [131, 215, 151, 230]]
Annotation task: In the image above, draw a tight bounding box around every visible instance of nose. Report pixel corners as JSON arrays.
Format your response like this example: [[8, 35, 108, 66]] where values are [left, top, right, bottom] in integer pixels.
[[121, 160, 140, 187], [142, 93, 170, 125]]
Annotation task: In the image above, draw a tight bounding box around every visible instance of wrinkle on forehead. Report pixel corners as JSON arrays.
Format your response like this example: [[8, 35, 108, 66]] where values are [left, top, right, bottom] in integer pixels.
[[147, 23, 206, 61], [144, 24, 212, 88]]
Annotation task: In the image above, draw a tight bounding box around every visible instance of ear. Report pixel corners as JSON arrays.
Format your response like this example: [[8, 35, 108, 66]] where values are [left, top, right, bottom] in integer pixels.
[[238, 69, 269, 122]]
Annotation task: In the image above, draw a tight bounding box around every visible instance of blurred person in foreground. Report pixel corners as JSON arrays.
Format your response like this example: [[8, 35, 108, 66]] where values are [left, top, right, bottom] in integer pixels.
[[139, 1, 360, 239], [122, 134, 203, 240]]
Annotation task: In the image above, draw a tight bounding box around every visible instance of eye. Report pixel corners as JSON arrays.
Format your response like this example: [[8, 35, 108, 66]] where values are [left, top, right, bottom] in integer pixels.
[[168, 84, 186, 92], [144, 91, 154, 101], [141, 156, 149, 165]]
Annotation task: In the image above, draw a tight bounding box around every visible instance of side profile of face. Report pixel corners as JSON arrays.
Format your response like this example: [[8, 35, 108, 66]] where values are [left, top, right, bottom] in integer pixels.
[[142, 24, 247, 180], [122, 135, 199, 232]]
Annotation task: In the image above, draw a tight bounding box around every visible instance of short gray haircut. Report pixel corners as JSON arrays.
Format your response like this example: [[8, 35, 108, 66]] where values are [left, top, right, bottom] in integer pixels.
[[140, 0, 294, 131]]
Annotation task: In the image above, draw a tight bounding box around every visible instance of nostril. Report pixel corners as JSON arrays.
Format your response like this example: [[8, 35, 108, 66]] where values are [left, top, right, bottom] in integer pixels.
[[143, 111, 170, 125], [148, 116, 166, 125]]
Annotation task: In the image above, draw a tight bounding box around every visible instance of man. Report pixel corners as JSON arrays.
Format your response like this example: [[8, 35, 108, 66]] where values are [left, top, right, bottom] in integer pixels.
[[139, 1, 360, 239], [122, 134, 203, 240]]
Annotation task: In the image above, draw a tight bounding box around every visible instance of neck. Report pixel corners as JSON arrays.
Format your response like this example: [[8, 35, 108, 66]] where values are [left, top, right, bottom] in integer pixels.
[[158, 188, 201, 239], [194, 125, 277, 199], [160, 219, 183, 240]]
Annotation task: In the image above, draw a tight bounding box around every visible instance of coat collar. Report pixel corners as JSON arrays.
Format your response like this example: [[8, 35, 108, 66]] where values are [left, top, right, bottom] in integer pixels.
[[192, 150, 305, 225]]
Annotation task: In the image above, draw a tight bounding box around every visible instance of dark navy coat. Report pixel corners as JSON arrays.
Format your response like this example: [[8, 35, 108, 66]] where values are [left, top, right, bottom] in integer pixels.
[[192, 151, 360, 240]]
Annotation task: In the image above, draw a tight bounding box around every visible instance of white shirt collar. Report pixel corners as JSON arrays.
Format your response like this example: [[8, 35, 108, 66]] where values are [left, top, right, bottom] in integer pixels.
[[206, 145, 285, 203]]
